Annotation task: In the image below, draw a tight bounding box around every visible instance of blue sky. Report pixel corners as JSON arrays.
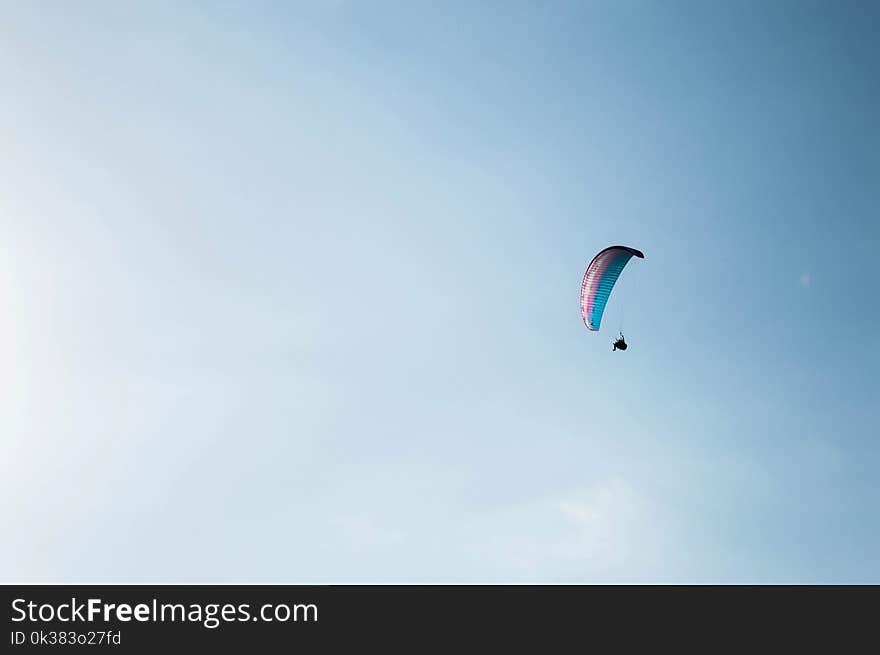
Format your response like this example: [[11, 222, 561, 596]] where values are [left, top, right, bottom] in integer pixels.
[[1, 1, 877, 582]]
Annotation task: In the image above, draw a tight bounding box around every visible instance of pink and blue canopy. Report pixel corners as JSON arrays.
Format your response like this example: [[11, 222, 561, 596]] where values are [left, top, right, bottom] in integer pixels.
[[580, 245, 644, 331]]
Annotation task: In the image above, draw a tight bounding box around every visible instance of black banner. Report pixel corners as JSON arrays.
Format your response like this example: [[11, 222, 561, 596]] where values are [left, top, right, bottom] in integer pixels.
[[2, 585, 876, 651]]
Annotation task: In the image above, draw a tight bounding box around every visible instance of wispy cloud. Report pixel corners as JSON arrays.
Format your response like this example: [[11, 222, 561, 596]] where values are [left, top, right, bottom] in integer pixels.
[[331, 513, 405, 550], [462, 477, 678, 581], [799, 272, 811, 288]]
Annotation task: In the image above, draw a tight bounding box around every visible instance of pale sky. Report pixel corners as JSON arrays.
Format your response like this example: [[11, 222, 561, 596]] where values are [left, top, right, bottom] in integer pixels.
[[2, 1, 878, 582]]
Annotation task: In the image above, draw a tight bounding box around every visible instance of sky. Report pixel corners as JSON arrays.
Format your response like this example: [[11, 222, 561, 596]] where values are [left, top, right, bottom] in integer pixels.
[[1, 0, 877, 583]]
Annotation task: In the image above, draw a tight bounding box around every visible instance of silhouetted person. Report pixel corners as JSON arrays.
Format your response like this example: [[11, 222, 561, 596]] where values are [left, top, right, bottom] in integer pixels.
[[612, 333, 627, 351]]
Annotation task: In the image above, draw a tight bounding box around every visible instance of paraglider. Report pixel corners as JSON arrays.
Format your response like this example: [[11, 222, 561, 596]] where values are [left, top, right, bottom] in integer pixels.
[[580, 245, 644, 350]]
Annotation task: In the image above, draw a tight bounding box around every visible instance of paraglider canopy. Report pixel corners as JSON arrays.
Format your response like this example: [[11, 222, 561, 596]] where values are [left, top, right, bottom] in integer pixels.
[[580, 245, 644, 332]]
